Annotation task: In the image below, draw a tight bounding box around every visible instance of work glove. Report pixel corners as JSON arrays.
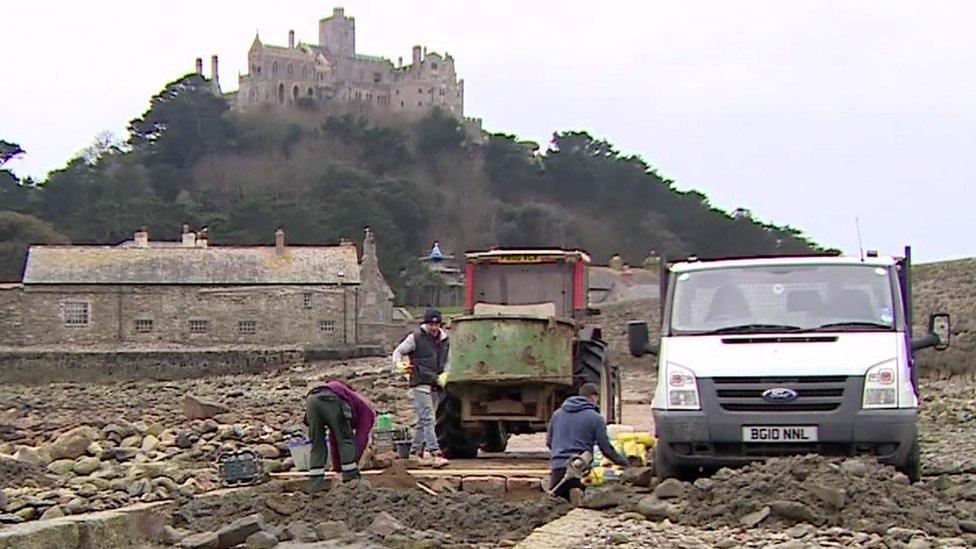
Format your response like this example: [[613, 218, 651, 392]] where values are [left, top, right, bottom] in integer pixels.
[[437, 372, 449, 387], [395, 360, 412, 378]]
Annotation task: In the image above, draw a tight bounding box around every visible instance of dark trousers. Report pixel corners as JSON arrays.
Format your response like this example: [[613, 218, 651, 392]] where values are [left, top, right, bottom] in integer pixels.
[[306, 392, 359, 479], [549, 467, 582, 500]]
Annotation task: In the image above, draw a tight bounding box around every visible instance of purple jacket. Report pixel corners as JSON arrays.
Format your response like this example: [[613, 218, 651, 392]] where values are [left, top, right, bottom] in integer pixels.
[[309, 381, 376, 472]]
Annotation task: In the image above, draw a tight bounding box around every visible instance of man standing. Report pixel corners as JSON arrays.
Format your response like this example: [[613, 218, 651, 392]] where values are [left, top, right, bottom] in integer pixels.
[[305, 380, 376, 488], [546, 383, 629, 502], [392, 308, 450, 467]]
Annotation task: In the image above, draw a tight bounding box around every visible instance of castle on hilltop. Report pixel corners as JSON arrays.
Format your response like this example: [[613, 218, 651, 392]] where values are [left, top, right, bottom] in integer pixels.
[[197, 7, 467, 120]]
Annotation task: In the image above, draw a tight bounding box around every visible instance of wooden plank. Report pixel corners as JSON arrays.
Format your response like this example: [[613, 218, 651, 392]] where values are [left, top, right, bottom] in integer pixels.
[[270, 468, 549, 479]]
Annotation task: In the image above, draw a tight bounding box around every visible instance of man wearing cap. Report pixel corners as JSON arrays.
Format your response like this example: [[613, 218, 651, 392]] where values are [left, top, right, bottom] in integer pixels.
[[392, 308, 450, 467]]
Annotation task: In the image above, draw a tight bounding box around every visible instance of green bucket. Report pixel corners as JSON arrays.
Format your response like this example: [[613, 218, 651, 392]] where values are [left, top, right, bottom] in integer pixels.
[[376, 412, 393, 432]]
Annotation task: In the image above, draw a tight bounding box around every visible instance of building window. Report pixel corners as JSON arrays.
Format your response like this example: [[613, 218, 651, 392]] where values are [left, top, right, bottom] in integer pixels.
[[64, 301, 90, 327], [189, 319, 209, 334], [238, 320, 257, 335], [134, 319, 153, 333], [432, 62, 438, 70], [287, 63, 293, 76], [417, 101, 422, 106], [303, 292, 313, 309], [272, 61, 278, 76], [439, 88, 445, 96], [418, 87, 423, 94], [395, 89, 399, 96], [319, 320, 337, 334]]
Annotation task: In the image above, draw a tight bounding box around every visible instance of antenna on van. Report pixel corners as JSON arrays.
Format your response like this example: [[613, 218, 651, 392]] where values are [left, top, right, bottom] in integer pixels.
[[855, 217, 865, 262]]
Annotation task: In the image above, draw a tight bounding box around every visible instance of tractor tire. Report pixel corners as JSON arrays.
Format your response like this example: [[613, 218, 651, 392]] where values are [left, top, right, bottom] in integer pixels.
[[435, 391, 479, 459], [573, 338, 620, 424], [480, 422, 510, 453]]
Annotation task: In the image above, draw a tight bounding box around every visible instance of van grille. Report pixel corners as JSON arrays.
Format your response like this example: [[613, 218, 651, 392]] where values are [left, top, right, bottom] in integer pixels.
[[711, 376, 850, 413]]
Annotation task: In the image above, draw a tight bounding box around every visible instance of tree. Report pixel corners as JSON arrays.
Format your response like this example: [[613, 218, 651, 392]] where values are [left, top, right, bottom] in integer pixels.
[[415, 108, 465, 155], [0, 211, 69, 281], [0, 139, 33, 213]]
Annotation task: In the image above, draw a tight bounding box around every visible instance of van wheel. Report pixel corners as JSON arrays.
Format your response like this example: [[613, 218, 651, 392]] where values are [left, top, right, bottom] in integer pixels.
[[899, 436, 921, 483], [653, 443, 687, 481]]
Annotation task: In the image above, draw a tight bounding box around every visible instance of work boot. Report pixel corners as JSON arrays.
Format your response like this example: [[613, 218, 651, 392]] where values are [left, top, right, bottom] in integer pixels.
[[430, 451, 449, 469], [408, 452, 432, 467], [307, 475, 327, 494]]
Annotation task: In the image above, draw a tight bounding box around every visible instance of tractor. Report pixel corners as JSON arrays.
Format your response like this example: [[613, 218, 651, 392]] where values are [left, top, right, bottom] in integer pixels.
[[435, 249, 621, 458]]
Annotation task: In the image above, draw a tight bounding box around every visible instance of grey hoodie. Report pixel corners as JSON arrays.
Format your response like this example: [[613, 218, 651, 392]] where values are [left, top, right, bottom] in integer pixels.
[[546, 396, 629, 468]]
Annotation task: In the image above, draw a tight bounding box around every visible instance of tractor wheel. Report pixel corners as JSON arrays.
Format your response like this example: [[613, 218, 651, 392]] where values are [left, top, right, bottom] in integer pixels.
[[435, 391, 479, 459], [480, 422, 510, 453], [573, 339, 620, 423]]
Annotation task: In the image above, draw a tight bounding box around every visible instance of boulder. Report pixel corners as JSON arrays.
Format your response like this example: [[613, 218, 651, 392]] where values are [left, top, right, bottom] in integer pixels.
[[184, 395, 230, 420], [740, 506, 771, 528], [158, 525, 187, 545], [314, 520, 347, 541], [14, 446, 50, 467], [265, 495, 299, 516], [40, 505, 64, 520], [461, 476, 506, 497], [0, 490, 6, 512], [653, 478, 686, 499], [581, 487, 626, 510], [769, 500, 823, 525], [804, 481, 847, 508], [180, 532, 219, 549], [622, 467, 655, 487], [253, 444, 280, 459], [142, 435, 161, 453], [245, 531, 279, 549], [370, 511, 405, 537], [73, 456, 101, 475], [283, 520, 317, 543], [47, 459, 75, 476], [636, 496, 677, 520], [48, 426, 99, 460], [216, 514, 265, 548]]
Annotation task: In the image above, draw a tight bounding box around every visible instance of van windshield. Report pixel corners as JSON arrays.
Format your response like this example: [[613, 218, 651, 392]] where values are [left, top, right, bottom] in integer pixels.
[[669, 264, 896, 335]]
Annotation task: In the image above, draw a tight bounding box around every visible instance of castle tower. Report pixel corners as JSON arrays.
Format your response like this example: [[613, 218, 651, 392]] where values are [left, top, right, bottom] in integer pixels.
[[195, 58, 203, 76], [319, 7, 355, 56], [211, 55, 221, 94]]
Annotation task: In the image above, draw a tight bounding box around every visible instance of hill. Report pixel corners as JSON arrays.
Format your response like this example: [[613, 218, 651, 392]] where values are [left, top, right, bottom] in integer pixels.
[[914, 258, 976, 376], [0, 74, 827, 292]]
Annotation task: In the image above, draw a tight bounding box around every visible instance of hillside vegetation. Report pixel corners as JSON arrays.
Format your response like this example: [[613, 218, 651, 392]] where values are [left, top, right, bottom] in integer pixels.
[[0, 74, 826, 292]]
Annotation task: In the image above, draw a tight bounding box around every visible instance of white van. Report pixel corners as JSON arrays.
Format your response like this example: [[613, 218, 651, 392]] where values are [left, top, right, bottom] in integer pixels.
[[628, 251, 950, 482]]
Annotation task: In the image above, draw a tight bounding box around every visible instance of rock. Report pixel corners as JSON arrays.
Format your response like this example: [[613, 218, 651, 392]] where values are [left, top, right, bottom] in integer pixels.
[[245, 531, 279, 549], [740, 506, 771, 528], [73, 456, 101, 475], [0, 514, 24, 524], [265, 495, 299, 516], [180, 532, 220, 549], [840, 459, 869, 477], [461, 476, 506, 497], [636, 496, 676, 520], [217, 514, 265, 548], [428, 477, 460, 493], [769, 500, 823, 525], [200, 420, 220, 434], [263, 460, 287, 474], [16, 507, 36, 521], [653, 478, 686, 499], [609, 532, 630, 545], [254, 444, 280, 459], [47, 459, 75, 475], [104, 422, 138, 440], [804, 481, 847, 508], [906, 539, 932, 549], [65, 498, 86, 514], [14, 446, 50, 467], [618, 512, 645, 522], [121, 435, 142, 448], [960, 520, 976, 534], [283, 520, 317, 543], [714, 540, 737, 549], [622, 466, 655, 487], [141, 435, 160, 453], [0, 490, 6, 511], [887, 527, 925, 542], [785, 523, 815, 538], [314, 520, 347, 541], [40, 505, 64, 520], [48, 426, 99, 460], [103, 447, 137, 462], [581, 487, 625, 510], [370, 511, 405, 537], [128, 478, 152, 497], [176, 432, 196, 449], [159, 525, 186, 545], [184, 395, 230, 420]]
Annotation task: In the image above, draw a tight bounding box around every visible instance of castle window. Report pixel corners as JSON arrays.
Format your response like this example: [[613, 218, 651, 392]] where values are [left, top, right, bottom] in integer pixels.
[[307, 87, 314, 97], [319, 320, 337, 335], [238, 320, 257, 335], [373, 72, 381, 83], [302, 66, 308, 78], [278, 83, 285, 104], [189, 319, 209, 334], [134, 319, 153, 333], [287, 63, 293, 76], [272, 61, 278, 76], [400, 101, 404, 107], [293, 85, 299, 102], [63, 301, 90, 327], [303, 292, 313, 309], [417, 101, 422, 106], [439, 88, 445, 96], [418, 88, 423, 94]]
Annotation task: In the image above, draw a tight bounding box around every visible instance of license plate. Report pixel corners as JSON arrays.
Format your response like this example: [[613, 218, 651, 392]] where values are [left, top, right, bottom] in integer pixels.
[[742, 426, 818, 442]]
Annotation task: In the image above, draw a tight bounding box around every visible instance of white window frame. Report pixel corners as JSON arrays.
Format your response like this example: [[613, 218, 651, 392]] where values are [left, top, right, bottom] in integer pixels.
[[238, 320, 257, 335], [189, 319, 209, 334], [302, 292, 313, 309], [63, 301, 90, 327], [319, 320, 337, 335]]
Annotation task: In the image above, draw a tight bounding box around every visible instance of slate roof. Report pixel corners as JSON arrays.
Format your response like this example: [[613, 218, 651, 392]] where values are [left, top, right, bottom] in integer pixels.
[[23, 245, 361, 285]]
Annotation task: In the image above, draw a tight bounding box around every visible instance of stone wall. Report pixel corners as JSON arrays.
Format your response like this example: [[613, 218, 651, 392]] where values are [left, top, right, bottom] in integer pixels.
[[358, 229, 395, 324], [10, 284, 359, 348], [0, 285, 23, 346]]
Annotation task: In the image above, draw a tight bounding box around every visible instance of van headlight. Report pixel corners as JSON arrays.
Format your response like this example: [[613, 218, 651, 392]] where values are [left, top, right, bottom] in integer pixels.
[[863, 362, 897, 409], [666, 363, 700, 410]]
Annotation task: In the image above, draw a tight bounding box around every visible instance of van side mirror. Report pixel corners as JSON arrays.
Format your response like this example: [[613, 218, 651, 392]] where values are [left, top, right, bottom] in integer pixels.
[[628, 321, 658, 357], [929, 313, 951, 351]]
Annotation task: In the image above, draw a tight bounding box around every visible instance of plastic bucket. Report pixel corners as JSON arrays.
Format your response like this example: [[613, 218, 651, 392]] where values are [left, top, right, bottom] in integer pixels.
[[395, 440, 411, 459], [287, 439, 313, 471], [376, 412, 393, 432]]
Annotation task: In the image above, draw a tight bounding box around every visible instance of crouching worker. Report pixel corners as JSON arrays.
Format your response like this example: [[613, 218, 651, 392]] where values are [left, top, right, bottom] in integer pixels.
[[546, 383, 629, 503], [305, 380, 376, 489]]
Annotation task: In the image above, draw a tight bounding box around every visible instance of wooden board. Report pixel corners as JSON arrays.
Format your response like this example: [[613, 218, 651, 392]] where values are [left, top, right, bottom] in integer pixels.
[[270, 468, 549, 479]]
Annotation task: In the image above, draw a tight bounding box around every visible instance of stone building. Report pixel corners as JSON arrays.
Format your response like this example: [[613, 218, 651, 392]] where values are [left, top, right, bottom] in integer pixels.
[[0, 227, 394, 349], [221, 7, 468, 121]]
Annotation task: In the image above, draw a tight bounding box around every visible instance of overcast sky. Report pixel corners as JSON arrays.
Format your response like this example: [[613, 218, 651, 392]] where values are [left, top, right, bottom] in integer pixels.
[[2, 1, 973, 262]]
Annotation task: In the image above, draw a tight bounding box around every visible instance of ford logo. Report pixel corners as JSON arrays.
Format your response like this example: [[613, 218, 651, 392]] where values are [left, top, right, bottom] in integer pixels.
[[762, 388, 798, 402]]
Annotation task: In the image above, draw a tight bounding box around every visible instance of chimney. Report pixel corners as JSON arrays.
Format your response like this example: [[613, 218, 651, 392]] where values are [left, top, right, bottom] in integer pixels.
[[288, 30, 295, 48], [182, 224, 190, 235], [195, 58, 203, 75], [182, 228, 196, 248], [362, 227, 378, 266], [275, 228, 285, 255], [210, 55, 221, 94], [412, 45, 421, 66], [398, 56, 403, 68], [422, 46, 427, 59], [134, 227, 149, 248]]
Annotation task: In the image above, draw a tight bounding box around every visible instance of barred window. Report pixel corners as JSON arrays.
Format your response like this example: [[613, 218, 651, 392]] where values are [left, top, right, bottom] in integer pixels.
[[303, 292, 313, 309], [238, 320, 257, 335], [319, 320, 336, 334], [189, 320, 209, 334], [134, 319, 153, 333], [64, 301, 89, 327]]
